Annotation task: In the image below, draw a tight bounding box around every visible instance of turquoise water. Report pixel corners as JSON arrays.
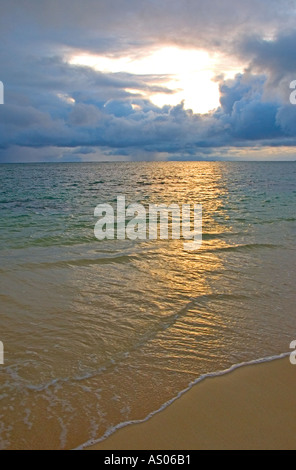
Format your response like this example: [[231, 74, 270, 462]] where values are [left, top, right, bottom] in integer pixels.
[[0, 161, 296, 449]]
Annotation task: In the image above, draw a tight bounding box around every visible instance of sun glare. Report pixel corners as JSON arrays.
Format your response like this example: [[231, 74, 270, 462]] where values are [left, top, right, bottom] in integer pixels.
[[69, 47, 236, 114]]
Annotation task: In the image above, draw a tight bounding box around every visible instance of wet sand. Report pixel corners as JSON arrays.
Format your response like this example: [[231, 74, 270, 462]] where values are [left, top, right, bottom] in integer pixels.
[[87, 356, 296, 450]]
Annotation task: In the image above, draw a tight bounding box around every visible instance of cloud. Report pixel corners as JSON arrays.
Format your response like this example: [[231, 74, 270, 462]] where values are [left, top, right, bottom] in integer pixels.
[[240, 31, 296, 79], [1, 70, 296, 161], [238, 29, 296, 102], [0, 0, 296, 161], [1, 0, 292, 54], [276, 105, 296, 136], [217, 74, 282, 140]]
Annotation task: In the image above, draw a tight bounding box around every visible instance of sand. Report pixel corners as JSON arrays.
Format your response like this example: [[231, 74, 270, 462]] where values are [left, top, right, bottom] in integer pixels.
[[86, 356, 296, 450]]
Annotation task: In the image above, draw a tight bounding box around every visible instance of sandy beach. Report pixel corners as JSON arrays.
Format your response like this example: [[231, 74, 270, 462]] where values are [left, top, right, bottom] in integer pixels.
[[87, 356, 296, 450]]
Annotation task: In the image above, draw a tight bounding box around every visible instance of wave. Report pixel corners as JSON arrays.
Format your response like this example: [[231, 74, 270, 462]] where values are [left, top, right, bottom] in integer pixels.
[[75, 352, 290, 450], [203, 243, 279, 254], [0, 253, 138, 273], [20, 254, 137, 270], [0, 291, 256, 396], [253, 217, 296, 225]]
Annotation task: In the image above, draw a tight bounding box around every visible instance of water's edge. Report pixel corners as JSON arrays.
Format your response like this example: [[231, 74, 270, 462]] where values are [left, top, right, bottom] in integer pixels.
[[75, 351, 290, 450]]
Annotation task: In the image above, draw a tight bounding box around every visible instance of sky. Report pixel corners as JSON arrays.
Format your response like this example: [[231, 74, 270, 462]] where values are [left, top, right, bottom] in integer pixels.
[[0, 0, 296, 162]]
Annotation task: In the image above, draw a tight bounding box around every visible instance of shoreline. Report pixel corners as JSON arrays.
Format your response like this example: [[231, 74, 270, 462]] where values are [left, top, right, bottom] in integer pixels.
[[80, 352, 296, 450]]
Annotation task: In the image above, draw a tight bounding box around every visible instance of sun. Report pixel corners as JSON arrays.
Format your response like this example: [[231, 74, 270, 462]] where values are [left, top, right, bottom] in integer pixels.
[[69, 47, 239, 114]]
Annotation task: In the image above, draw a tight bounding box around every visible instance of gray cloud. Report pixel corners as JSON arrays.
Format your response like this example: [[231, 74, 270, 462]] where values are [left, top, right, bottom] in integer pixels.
[[240, 31, 296, 78], [1, 0, 292, 54], [0, 0, 296, 161], [237, 29, 296, 103]]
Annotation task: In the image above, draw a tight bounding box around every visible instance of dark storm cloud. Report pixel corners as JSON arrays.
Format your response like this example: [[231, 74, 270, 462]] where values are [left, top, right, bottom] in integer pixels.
[[0, 0, 296, 161], [240, 31, 296, 79], [236, 27, 296, 104], [217, 74, 282, 140]]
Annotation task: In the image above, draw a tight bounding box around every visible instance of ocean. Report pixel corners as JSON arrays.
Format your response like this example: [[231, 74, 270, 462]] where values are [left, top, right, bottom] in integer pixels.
[[0, 161, 295, 449]]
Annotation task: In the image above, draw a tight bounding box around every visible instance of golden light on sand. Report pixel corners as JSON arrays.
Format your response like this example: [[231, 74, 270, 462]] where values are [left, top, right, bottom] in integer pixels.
[[69, 47, 231, 114]]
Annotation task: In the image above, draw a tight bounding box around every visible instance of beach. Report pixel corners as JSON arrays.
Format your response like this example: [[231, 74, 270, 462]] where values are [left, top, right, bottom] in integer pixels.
[[87, 356, 296, 450], [1, 162, 296, 450]]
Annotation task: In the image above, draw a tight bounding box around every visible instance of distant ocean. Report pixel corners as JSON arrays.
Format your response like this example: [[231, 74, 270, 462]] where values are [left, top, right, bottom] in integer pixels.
[[0, 161, 295, 449]]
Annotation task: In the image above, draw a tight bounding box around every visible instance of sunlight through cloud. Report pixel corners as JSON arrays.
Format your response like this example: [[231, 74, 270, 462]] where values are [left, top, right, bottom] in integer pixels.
[[69, 47, 225, 114]]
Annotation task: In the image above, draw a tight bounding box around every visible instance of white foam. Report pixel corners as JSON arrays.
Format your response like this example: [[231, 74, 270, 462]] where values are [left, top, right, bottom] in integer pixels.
[[74, 352, 290, 450]]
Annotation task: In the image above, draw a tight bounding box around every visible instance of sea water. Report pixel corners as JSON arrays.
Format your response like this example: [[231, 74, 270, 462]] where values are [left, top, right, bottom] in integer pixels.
[[0, 161, 295, 449]]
